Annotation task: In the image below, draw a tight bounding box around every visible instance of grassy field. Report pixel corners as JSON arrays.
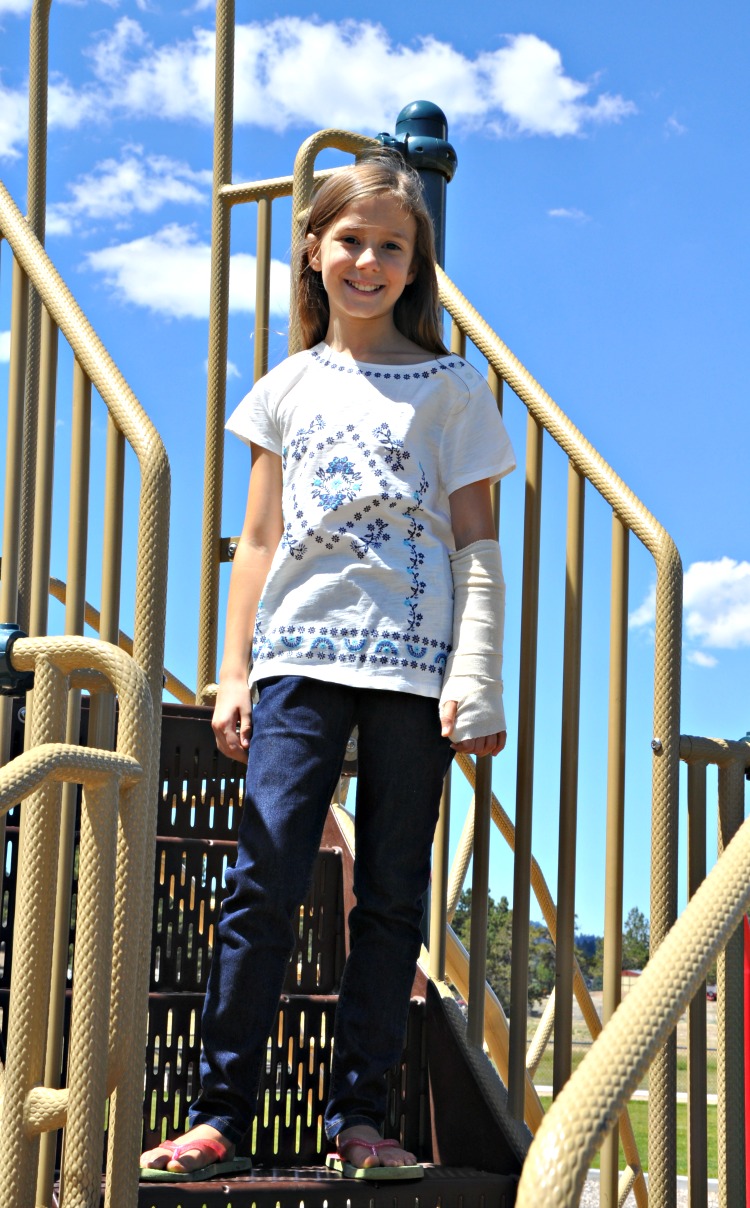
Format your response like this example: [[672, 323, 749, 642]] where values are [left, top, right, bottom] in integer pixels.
[[532, 1044, 717, 1096], [539, 1097, 718, 1179]]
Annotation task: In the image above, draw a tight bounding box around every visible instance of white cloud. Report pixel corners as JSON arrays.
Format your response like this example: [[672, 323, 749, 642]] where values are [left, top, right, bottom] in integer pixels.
[[81, 18, 635, 140], [687, 651, 717, 668], [0, 80, 28, 160], [479, 34, 635, 136], [549, 207, 590, 222], [1, 72, 102, 161], [0, 0, 31, 14], [85, 223, 290, 320], [630, 558, 750, 662], [629, 583, 656, 633], [48, 75, 102, 130], [683, 558, 750, 648], [48, 146, 211, 233], [665, 115, 687, 137], [0, 330, 11, 361]]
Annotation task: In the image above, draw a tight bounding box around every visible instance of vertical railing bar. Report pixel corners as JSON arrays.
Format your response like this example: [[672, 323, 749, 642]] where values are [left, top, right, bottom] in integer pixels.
[[600, 513, 629, 1207], [435, 316, 466, 963], [37, 359, 92, 1201], [17, 0, 53, 638], [28, 303, 58, 639], [715, 759, 746, 1206], [466, 754, 493, 1045], [254, 195, 272, 384], [1, 259, 30, 634], [552, 462, 585, 1097], [88, 414, 125, 752], [487, 365, 503, 530], [196, 0, 235, 701], [687, 761, 708, 1208], [0, 257, 30, 951], [507, 412, 543, 1120], [429, 776, 451, 983]]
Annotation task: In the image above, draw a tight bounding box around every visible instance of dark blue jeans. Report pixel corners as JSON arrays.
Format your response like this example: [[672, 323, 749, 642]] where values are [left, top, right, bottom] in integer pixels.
[[189, 674, 453, 1146]]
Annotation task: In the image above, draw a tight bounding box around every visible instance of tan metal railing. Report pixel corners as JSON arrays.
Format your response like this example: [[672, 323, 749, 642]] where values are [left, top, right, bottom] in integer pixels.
[[516, 736, 749, 1208], [436, 270, 683, 1205], [1, 96, 170, 1203], [0, 638, 152, 1208], [449, 750, 648, 1206]]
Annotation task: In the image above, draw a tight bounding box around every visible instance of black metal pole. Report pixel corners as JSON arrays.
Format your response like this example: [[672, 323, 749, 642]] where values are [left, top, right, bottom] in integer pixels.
[[375, 100, 457, 268]]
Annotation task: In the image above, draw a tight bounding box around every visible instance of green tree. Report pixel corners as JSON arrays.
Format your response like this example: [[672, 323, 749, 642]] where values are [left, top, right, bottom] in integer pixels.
[[528, 922, 556, 1004], [622, 906, 650, 970], [452, 889, 513, 1011]]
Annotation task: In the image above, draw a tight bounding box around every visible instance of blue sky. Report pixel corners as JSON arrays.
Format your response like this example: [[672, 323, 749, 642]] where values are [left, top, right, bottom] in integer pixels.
[[1, 0, 748, 935]]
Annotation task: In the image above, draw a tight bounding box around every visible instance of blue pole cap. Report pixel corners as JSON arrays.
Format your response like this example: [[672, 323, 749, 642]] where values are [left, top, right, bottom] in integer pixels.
[[395, 101, 449, 140], [0, 624, 34, 696]]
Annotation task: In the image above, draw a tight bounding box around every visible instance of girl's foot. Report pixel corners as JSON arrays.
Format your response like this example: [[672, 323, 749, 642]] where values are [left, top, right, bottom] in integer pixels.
[[139, 1124, 234, 1174], [334, 1124, 417, 1169]]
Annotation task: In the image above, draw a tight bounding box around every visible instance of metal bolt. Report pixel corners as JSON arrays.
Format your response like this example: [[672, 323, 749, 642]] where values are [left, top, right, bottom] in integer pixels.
[[651, 738, 663, 753], [228, 541, 238, 561], [346, 736, 358, 756], [18, 707, 26, 723]]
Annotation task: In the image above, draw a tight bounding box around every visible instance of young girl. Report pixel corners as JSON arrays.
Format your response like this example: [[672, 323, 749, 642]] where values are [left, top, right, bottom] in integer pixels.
[[140, 149, 515, 1182]]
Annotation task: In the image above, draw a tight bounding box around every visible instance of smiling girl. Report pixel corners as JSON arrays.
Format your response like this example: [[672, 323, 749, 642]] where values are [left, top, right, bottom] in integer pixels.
[[140, 148, 515, 1183]]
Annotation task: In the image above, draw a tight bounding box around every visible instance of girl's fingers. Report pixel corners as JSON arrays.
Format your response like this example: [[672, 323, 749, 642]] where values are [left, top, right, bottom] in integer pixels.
[[451, 730, 508, 757], [440, 700, 458, 738]]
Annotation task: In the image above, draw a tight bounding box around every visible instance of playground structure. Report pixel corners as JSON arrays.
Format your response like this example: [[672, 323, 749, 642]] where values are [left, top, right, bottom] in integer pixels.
[[1, 2, 749, 1206]]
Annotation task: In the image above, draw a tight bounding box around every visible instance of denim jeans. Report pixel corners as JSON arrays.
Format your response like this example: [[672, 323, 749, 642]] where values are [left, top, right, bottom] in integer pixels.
[[189, 673, 453, 1146]]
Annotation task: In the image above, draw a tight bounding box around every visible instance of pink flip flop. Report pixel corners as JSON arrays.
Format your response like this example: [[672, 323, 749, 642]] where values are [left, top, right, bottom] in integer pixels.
[[326, 1136, 424, 1181], [139, 1137, 253, 1182]]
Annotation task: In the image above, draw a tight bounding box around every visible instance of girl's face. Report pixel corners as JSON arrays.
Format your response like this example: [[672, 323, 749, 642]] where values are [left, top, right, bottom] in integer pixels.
[[308, 192, 418, 332]]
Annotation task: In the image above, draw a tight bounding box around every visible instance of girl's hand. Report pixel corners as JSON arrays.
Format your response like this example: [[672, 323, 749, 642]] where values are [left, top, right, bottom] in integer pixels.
[[440, 699, 506, 757], [212, 677, 252, 763]]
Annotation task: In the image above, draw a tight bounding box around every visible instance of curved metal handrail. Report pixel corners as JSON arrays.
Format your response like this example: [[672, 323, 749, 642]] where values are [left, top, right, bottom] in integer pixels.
[[0, 183, 170, 703], [516, 750, 750, 1206], [451, 751, 647, 1206], [437, 264, 682, 1194]]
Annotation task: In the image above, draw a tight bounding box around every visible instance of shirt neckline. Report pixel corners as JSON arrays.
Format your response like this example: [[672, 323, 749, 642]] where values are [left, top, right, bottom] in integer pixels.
[[314, 341, 453, 371]]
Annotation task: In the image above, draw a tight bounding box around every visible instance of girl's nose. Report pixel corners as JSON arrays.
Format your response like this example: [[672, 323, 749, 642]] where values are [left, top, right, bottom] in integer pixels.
[[356, 244, 379, 269]]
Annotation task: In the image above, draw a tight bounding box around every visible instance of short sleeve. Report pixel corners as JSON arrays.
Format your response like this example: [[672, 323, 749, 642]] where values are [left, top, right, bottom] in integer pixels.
[[439, 371, 516, 496], [225, 379, 283, 455]]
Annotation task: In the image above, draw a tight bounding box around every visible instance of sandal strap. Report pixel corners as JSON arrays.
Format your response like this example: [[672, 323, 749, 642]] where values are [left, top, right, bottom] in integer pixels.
[[335, 1136, 400, 1159], [168, 1137, 228, 1164]]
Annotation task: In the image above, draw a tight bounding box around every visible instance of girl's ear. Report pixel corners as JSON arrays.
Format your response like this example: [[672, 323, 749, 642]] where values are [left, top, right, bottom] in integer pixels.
[[306, 232, 321, 271], [406, 261, 418, 286]]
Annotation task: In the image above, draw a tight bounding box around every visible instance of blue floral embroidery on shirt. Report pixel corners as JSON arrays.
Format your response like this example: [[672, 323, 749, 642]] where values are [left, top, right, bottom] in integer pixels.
[[402, 464, 428, 633], [351, 517, 391, 560], [283, 414, 325, 470], [311, 456, 362, 511], [310, 636, 336, 660], [373, 422, 410, 472], [281, 487, 308, 560]]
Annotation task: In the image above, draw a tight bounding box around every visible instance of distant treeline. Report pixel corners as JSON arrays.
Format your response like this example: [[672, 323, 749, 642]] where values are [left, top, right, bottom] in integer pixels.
[[452, 893, 652, 1011]]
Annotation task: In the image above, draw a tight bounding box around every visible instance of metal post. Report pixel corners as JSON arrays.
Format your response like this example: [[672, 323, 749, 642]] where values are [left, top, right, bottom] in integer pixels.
[[376, 101, 457, 268]]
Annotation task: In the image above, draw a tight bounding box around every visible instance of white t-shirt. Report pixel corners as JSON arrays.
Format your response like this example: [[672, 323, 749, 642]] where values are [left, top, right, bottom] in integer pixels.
[[226, 341, 516, 698]]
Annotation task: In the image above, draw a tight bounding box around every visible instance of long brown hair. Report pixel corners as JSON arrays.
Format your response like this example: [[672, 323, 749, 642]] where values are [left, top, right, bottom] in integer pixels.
[[296, 148, 448, 355]]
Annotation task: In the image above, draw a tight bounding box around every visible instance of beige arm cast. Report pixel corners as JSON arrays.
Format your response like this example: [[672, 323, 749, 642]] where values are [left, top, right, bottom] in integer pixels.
[[439, 538, 506, 744]]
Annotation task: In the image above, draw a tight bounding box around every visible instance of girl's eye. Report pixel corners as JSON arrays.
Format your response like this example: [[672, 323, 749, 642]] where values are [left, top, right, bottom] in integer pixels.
[[384, 242, 402, 252]]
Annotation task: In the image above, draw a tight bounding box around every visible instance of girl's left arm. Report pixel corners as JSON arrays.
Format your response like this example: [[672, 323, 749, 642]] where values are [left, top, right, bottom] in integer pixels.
[[443, 478, 507, 757]]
